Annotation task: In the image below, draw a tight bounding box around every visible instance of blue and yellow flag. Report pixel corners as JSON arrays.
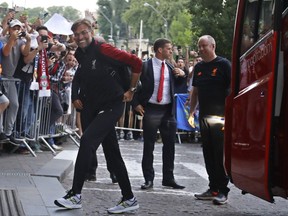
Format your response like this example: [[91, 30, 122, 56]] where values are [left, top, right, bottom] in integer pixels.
[[175, 93, 199, 131]]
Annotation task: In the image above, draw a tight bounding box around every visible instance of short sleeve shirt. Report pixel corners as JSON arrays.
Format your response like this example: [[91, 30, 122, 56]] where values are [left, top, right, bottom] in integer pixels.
[[0, 36, 25, 78], [192, 56, 231, 117]]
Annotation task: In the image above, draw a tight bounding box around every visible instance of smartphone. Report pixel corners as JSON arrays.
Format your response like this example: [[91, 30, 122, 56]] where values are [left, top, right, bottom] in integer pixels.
[[48, 52, 55, 59], [18, 31, 26, 38], [41, 35, 48, 42]]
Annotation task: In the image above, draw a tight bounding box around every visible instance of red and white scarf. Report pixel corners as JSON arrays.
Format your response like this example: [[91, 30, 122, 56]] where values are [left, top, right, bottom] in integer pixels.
[[37, 49, 51, 97]]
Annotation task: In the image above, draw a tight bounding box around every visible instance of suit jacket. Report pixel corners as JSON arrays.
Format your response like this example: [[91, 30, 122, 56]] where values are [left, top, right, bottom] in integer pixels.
[[132, 58, 176, 115]]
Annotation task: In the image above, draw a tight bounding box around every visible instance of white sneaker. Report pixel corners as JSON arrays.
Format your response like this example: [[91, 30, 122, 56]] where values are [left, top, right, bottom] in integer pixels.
[[107, 197, 139, 214], [52, 144, 63, 151], [54, 189, 82, 209]]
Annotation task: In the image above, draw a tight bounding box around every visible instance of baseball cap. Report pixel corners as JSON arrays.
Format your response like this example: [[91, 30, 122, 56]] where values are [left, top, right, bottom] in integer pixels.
[[9, 19, 23, 28]]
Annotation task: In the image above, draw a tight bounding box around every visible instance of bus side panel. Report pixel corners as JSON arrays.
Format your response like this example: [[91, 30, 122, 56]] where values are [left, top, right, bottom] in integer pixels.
[[230, 36, 274, 202], [231, 76, 270, 200], [272, 14, 288, 197], [224, 0, 245, 179]]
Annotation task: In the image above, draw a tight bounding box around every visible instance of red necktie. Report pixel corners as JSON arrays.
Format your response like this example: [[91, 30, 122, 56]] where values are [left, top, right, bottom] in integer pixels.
[[157, 62, 165, 102]]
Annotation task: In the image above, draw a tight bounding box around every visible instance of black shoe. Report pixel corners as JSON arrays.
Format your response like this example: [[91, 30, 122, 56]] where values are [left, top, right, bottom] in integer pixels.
[[0, 133, 9, 143], [110, 173, 118, 184], [7, 135, 22, 146], [85, 174, 96, 182], [194, 189, 219, 200], [162, 179, 185, 189], [213, 193, 228, 205], [141, 181, 153, 190]]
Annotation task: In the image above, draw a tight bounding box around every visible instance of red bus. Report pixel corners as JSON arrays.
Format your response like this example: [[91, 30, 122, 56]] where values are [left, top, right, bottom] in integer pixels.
[[224, 0, 288, 203]]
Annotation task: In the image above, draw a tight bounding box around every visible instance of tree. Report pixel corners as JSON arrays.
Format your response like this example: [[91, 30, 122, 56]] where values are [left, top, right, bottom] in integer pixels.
[[23, 7, 47, 23], [122, 0, 189, 44], [47, 6, 81, 22], [0, 5, 81, 26], [169, 10, 192, 48], [0, 2, 10, 20], [97, 0, 130, 42], [187, 0, 237, 59], [0, 2, 8, 8]]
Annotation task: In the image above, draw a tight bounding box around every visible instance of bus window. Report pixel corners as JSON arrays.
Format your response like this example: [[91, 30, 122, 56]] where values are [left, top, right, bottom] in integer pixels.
[[241, 1, 259, 54], [258, 0, 274, 38], [240, 0, 274, 55]]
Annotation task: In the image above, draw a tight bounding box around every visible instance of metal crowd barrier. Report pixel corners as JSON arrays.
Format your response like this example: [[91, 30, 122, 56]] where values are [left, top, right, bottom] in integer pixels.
[[1, 80, 80, 157], [115, 102, 143, 133], [0, 78, 37, 156], [115, 99, 201, 144], [1, 79, 199, 158]]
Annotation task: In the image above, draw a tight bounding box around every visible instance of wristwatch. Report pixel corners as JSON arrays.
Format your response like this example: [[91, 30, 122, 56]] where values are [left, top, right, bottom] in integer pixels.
[[129, 87, 137, 93]]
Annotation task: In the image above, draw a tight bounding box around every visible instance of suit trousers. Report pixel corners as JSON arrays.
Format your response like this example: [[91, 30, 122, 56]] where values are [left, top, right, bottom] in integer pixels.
[[142, 103, 177, 182], [72, 101, 134, 200]]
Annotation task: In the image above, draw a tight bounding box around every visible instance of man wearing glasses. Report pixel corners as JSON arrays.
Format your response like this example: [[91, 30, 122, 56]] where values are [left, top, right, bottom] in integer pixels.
[[54, 19, 142, 214]]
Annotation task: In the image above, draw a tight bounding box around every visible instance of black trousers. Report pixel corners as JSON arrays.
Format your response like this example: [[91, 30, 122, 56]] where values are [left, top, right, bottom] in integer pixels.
[[142, 103, 177, 182], [88, 142, 115, 176], [81, 114, 114, 177], [200, 116, 230, 195], [72, 101, 134, 199], [50, 91, 64, 126]]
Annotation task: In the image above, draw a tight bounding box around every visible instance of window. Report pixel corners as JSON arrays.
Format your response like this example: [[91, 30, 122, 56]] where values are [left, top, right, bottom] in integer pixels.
[[240, 0, 274, 55]]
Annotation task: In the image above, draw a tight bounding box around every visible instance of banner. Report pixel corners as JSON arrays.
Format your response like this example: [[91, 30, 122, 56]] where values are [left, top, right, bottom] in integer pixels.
[[44, 13, 73, 35], [175, 93, 199, 131]]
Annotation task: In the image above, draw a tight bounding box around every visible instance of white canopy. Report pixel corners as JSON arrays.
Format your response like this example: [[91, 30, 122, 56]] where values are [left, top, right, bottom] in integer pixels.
[[44, 13, 73, 35]]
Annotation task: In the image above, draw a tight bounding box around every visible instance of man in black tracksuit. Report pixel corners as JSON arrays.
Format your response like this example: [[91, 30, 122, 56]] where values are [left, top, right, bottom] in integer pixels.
[[54, 19, 142, 214]]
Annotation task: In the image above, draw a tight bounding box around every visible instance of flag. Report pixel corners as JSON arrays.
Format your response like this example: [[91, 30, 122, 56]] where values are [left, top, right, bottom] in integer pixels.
[[175, 93, 199, 131]]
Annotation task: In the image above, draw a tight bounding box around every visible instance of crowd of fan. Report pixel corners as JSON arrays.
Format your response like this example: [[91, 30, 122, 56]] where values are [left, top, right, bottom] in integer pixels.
[[0, 10, 201, 155]]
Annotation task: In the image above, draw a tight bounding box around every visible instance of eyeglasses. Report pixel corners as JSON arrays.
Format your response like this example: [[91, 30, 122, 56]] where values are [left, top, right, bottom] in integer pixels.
[[74, 30, 90, 38]]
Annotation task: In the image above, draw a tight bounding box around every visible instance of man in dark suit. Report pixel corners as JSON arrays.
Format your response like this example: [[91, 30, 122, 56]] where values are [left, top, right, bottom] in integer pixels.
[[133, 38, 185, 190]]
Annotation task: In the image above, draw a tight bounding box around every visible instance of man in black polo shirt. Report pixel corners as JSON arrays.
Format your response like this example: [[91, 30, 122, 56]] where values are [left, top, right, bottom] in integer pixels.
[[188, 35, 231, 205]]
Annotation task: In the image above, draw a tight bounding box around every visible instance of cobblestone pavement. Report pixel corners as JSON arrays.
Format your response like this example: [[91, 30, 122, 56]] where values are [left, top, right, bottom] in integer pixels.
[[58, 141, 288, 216]]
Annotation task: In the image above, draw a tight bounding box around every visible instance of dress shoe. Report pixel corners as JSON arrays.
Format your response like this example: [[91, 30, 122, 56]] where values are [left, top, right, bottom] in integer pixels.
[[162, 179, 185, 189], [141, 181, 153, 190]]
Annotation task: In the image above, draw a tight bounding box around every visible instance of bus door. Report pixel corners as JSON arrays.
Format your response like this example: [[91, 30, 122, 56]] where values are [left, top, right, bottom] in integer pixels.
[[225, 0, 284, 202]]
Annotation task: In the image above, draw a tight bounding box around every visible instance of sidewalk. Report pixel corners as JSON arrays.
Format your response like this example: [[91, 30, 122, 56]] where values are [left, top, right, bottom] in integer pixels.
[[0, 140, 82, 216]]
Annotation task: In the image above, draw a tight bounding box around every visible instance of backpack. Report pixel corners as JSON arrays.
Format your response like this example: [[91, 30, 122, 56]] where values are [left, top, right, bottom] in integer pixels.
[[94, 41, 141, 92], [109, 64, 138, 92]]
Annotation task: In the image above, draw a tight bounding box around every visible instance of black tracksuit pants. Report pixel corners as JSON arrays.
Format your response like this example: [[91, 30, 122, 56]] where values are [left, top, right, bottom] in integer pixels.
[[72, 101, 134, 199]]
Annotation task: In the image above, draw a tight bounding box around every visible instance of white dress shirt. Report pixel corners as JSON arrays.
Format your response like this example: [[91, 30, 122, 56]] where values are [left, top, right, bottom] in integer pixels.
[[149, 57, 171, 105]]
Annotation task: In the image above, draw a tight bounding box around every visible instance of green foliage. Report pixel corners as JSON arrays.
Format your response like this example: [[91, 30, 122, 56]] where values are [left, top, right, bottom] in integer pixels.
[[122, 0, 189, 44], [169, 11, 192, 48], [24, 7, 47, 23], [47, 6, 81, 21], [97, 0, 130, 42], [187, 0, 237, 59], [0, 2, 8, 8], [0, 4, 81, 26], [0, 0, 237, 58]]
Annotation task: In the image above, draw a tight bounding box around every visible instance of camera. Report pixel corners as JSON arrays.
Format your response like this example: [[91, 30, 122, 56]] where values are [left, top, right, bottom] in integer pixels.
[[18, 31, 26, 38], [41, 35, 48, 42]]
